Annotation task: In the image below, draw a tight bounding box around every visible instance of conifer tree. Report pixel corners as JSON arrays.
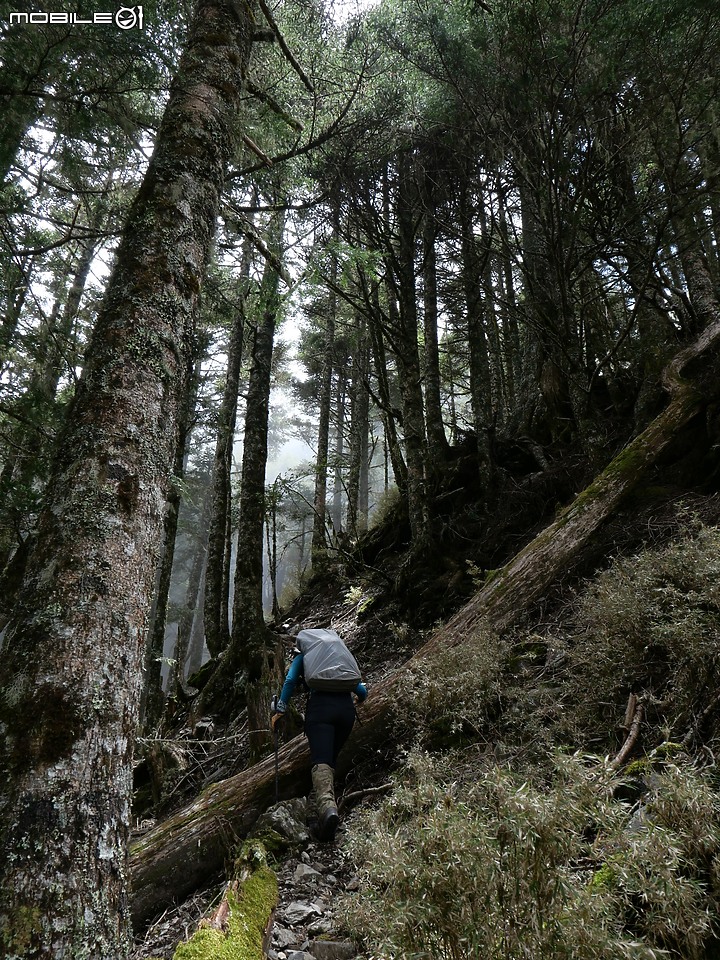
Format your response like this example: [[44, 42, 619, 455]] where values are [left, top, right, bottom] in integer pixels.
[[0, 2, 258, 954]]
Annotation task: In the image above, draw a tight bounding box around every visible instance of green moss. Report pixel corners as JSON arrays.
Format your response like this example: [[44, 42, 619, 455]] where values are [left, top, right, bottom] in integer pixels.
[[652, 741, 683, 759], [172, 846, 278, 960], [1, 905, 43, 954], [248, 827, 289, 860], [590, 862, 619, 891], [624, 758, 652, 778], [625, 743, 685, 778]]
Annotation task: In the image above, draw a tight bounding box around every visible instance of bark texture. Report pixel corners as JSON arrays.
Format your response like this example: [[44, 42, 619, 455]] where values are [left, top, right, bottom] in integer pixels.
[[130, 317, 720, 929], [0, 3, 255, 957]]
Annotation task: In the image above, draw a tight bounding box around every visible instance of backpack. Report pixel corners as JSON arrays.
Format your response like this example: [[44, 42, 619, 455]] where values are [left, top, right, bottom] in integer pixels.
[[296, 628, 362, 692]]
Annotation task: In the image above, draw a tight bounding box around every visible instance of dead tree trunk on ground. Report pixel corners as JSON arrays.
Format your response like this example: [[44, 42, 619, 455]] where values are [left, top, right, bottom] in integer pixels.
[[131, 316, 720, 928]]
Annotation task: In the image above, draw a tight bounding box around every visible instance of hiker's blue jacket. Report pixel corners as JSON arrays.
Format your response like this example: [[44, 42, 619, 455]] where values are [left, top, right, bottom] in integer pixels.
[[277, 653, 368, 711]]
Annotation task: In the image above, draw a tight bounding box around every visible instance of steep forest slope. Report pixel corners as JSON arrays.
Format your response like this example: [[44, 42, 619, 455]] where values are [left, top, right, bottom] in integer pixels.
[[130, 379, 720, 957], [2, 0, 720, 957]]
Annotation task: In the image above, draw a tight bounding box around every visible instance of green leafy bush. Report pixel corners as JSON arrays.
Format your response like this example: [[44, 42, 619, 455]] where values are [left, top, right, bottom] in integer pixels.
[[339, 751, 720, 960]]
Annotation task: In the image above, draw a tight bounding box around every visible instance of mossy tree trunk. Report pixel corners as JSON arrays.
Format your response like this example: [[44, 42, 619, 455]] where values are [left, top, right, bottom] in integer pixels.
[[130, 313, 720, 930], [171, 841, 277, 960], [0, 2, 257, 957]]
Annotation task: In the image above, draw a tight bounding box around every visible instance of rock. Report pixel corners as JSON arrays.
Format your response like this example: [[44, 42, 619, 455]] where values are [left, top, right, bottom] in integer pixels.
[[252, 798, 310, 848], [283, 901, 321, 925], [273, 927, 301, 949], [301, 851, 311, 864], [294, 863, 321, 882], [287, 953, 315, 960], [309, 941, 357, 960], [345, 877, 361, 892]]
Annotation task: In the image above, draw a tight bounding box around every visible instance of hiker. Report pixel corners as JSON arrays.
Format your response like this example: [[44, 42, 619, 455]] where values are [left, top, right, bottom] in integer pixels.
[[272, 627, 368, 841]]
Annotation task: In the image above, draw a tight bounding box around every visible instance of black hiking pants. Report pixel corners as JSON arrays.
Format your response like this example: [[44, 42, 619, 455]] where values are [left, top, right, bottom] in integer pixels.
[[305, 691, 356, 767]]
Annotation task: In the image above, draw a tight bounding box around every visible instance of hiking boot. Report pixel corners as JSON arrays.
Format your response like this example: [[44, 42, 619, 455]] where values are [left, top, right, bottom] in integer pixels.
[[311, 763, 339, 842]]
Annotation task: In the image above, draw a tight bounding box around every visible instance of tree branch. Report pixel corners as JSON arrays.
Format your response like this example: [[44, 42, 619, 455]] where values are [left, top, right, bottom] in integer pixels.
[[611, 696, 644, 768], [245, 79, 304, 133], [256, 0, 314, 93]]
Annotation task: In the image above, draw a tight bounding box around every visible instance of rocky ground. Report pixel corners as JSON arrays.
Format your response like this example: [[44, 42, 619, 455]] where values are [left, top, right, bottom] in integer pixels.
[[130, 798, 368, 960], [267, 826, 366, 960]]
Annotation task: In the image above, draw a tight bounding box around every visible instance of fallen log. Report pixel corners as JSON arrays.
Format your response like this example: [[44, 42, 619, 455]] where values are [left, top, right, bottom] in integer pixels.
[[171, 840, 277, 960], [131, 314, 720, 928]]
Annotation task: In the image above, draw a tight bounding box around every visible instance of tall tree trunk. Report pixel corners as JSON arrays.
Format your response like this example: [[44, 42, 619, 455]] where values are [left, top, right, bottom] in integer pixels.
[[204, 231, 253, 659], [420, 167, 449, 472], [130, 311, 720, 929], [368, 284, 407, 491], [331, 365, 346, 537], [478, 194, 507, 421], [394, 151, 428, 538], [460, 175, 494, 487], [265, 481, 281, 621], [167, 491, 212, 702], [0, 3, 256, 956], [185, 561, 208, 679], [141, 369, 199, 731], [518, 173, 575, 444], [346, 318, 370, 537], [497, 177, 521, 395], [198, 211, 285, 747], [312, 199, 340, 562]]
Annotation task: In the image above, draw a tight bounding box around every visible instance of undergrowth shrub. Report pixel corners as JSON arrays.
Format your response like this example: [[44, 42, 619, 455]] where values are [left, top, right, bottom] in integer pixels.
[[566, 522, 720, 739], [391, 628, 505, 749], [339, 751, 720, 960]]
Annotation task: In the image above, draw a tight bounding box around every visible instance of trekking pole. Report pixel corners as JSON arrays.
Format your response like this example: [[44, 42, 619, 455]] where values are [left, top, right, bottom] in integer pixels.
[[271, 695, 279, 804]]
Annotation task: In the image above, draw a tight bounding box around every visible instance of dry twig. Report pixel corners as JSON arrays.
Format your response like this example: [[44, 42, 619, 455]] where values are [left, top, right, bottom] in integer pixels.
[[612, 695, 644, 768]]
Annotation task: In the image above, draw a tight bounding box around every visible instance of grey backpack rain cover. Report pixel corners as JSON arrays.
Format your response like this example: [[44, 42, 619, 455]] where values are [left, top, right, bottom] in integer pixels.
[[297, 628, 362, 692]]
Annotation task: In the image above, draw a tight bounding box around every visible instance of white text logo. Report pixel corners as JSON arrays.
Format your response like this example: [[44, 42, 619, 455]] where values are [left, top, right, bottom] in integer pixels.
[[10, 6, 144, 29]]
